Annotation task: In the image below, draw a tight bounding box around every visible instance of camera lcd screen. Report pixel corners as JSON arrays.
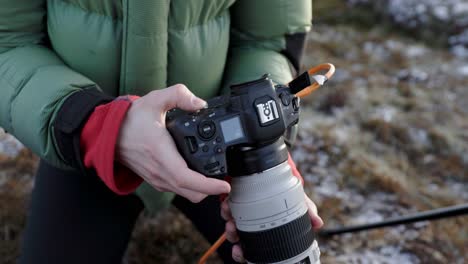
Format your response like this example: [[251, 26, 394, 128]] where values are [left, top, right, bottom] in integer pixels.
[[220, 116, 244, 143]]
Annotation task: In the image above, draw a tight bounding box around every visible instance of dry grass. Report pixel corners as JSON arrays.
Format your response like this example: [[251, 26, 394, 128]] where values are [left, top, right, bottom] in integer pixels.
[[339, 150, 412, 195], [0, 150, 37, 264], [125, 208, 221, 264]]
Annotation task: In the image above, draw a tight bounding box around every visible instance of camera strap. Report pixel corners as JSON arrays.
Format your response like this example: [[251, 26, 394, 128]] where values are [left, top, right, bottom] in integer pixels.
[[289, 63, 336, 98]]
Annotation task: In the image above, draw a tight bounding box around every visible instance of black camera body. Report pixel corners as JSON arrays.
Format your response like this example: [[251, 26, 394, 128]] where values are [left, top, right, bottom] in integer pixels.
[[166, 74, 300, 178]]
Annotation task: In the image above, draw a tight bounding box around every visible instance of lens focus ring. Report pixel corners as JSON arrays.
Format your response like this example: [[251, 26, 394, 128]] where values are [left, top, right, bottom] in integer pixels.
[[237, 212, 315, 263]]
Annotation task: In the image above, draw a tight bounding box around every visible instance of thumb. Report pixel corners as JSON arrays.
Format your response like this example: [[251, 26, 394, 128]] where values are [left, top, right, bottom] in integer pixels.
[[156, 84, 207, 112]]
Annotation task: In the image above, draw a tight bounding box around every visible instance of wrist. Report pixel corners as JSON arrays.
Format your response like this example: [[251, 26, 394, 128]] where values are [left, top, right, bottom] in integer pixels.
[[80, 94, 143, 195], [115, 96, 140, 165]]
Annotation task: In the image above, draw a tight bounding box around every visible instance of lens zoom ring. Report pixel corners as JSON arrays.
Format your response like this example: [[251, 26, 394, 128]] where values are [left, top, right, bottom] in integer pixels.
[[238, 213, 315, 263]]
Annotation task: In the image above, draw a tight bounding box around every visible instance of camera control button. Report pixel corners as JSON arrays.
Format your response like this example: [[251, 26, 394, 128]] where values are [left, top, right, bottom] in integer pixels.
[[198, 121, 216, 139], [184, 136, 198, 153], [202, 145, 209, 152], [292, 97, 300, 111], [279, 92, 290, 106], [214, 147, 223, 154], [204, 161, 220, 171]]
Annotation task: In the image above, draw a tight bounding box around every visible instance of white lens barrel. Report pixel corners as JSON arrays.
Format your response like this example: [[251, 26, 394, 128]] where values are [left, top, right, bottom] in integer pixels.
[[229, 162, 308, 232], [228, 161, 320, 264]]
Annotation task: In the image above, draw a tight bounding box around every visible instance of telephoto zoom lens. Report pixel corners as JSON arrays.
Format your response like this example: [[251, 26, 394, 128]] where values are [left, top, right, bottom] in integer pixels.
[[228, 161, 320, 264]]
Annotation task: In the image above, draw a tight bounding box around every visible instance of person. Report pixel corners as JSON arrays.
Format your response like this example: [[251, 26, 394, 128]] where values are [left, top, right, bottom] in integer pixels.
[[0, 0, 322, 263]]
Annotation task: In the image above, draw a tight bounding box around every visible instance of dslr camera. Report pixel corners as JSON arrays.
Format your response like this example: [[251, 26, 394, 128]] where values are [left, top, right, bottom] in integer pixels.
[[167, 74, 320, 264]]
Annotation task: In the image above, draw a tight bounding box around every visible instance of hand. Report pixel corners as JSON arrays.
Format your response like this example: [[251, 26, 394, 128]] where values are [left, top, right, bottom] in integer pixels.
[[116, 84, 231, 203], [221, 194, 323, 263]]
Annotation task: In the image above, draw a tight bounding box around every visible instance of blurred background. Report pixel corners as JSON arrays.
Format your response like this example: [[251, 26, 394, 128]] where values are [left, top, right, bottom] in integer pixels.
[[1, 1, 467, 263]]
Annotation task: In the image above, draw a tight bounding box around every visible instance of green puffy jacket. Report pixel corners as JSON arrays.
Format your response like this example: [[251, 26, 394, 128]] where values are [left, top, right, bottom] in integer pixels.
[[0, 0, 312, 211]]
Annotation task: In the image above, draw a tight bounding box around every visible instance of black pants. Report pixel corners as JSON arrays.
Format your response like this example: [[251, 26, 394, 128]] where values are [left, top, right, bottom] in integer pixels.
[[19, 161, 235, 264]]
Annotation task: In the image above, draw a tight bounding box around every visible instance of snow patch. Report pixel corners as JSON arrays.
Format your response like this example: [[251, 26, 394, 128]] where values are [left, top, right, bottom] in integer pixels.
[[0, 128, 23, 157]]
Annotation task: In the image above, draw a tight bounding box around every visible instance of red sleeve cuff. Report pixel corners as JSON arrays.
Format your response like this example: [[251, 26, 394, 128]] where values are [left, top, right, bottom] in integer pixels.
[[80, 95, 143, 195]]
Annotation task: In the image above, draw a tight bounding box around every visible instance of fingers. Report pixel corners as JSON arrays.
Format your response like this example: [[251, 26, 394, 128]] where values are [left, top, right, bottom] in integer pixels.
[[176, 187, 208, 203], [153, 84, 207, 112], [148, 167, 229, 203], [225, 220, 239, 243], [143, 159, 227, 203], [232, 244, 245, 263], [221, 199, 233, 221], [221, 200, 239, 244], [145, 172, 209, 203], [221, 200, 244, 262], [305, 195, 324, 229], [171, 167, 231, 195], [146, 131, 230, 202]]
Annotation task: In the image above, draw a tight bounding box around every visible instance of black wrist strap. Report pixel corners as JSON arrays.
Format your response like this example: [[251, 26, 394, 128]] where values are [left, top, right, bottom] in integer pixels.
[[53, 86, 114, 169], [281, 32, 307, 73]]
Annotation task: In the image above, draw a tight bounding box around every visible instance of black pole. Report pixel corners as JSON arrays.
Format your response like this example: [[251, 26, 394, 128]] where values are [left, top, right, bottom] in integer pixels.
[[319, 203, 468, 236]]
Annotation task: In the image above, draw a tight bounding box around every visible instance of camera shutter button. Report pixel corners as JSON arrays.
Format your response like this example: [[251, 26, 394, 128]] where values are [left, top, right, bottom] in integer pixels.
[[198, 121, 216, 139]]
